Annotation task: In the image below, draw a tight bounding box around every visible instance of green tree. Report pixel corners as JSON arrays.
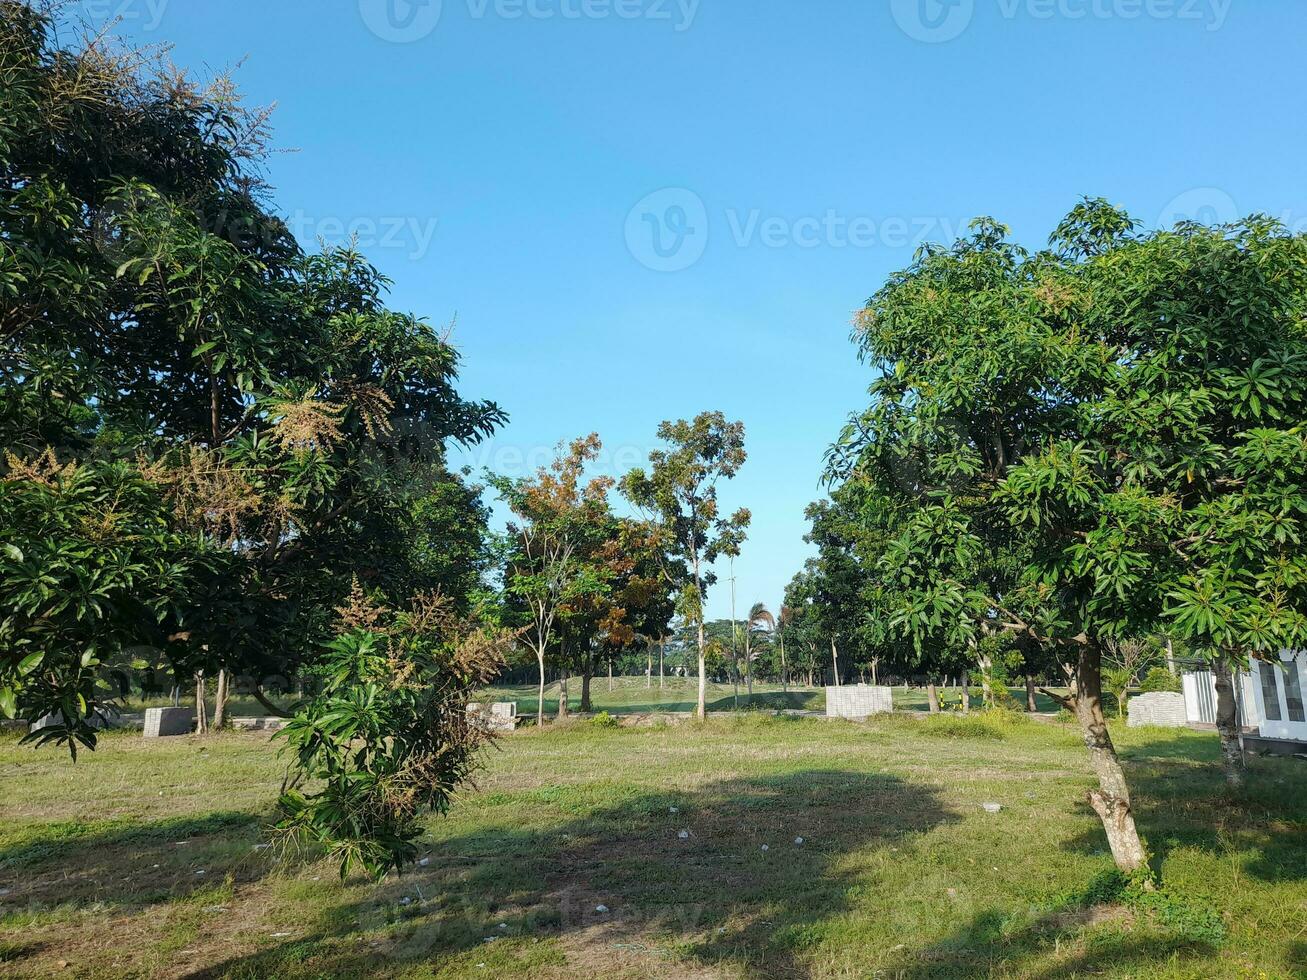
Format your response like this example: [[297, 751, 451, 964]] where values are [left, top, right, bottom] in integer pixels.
[[830, 202, 1307, 872], [621, 412, 750, 719], [1, 6, 503, 767], [493, 435, 613, 727]]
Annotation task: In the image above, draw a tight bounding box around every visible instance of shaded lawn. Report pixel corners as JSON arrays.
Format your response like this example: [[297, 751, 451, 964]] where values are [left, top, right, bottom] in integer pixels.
[[0, 714, 1303, 978]]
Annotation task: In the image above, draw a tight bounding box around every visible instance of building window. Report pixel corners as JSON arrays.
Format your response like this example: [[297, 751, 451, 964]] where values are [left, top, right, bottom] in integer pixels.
[[1283, 657, 1305, 723], [1259, 661, 1283, 722]]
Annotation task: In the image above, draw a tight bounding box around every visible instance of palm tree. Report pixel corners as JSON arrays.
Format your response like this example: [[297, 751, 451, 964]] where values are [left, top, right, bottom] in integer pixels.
[[777, 605, 793, 692], [744, 602, 775, 698]]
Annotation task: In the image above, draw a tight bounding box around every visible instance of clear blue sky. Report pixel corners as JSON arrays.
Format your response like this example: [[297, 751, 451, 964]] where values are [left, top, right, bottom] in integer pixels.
[[88, 0, 1307, 619]]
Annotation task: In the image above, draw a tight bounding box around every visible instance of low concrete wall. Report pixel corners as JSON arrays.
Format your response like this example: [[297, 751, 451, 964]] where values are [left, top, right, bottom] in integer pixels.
[[1127, 692, 1187, 728], [143, 707, 192, 737], [826, 685, 893, 719]]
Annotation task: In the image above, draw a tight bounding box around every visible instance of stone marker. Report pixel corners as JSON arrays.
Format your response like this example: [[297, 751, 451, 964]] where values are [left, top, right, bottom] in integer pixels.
[[466, 702, 518, 733], [143, 706, 193, 737], [29, 708, 117, 734], [825, 684, 893, 719], [1127, 691, 1187, 728]]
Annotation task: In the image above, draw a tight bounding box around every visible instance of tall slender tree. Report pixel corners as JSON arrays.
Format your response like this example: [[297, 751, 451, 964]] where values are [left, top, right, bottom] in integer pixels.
[[622, 412, 750, 720]]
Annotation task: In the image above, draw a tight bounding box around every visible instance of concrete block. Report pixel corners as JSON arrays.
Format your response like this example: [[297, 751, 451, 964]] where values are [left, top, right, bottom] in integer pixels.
[[826, 685, 893, 719], [467, 702, 518, 733], [1127, 692, 1187, 728], [143, 707, 193, 737]]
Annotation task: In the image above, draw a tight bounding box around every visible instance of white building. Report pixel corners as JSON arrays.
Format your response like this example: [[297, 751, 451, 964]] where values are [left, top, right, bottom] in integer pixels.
[[1183, 651, 1307, 749]]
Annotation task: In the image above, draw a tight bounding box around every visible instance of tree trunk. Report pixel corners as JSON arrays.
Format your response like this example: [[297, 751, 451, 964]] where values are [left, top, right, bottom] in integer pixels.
[[212, 669, 228, 729], [1212, 656, 1245, 788], [580, 660, 593, 713], [694, 559, 707, 720], [830, 637, 841, 686], [608, 660, 613, 693], [559, 670, 570, 718], [1025, 675, 1038, 713], [745, 636, 753, 699], [977, 655, 993, 710], [960, 676, 970, 714], [780, 634, 788, 692], [659, 639, 664, 690], [536, 650, 546, 727], [696, 632, 707, 720], [1165, 638, 1176, 676], [647, 650, 652, 689], [927, 683, 940, 713], [1073, 643, 1150, 875], [194, 672, 208, 735]]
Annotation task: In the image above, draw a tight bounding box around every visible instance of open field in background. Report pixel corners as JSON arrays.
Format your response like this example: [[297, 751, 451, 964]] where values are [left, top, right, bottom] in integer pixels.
[[120, 678, 1071, 723], [471, 677, 1071, 717], [2, 714, 1303, 979]]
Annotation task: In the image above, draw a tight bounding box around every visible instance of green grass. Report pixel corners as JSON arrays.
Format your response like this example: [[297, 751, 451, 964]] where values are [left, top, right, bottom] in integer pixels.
[[476, 676, 1068, 717], [1, 713, 1303, 978]]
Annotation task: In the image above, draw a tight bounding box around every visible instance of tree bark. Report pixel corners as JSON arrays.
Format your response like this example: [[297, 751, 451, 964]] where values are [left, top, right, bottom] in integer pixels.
[[251, 684, 293, 718], [1025, 675, 1038, 713], [694, 557, 707, 720], [1073, 642, 1150, 874], [830, 637, 841, 686], [194, 672, 208, 735], [536, 650, 546, 727], [659, 638, 664, 690], [212, 669, 228, 729], [1212, 656, 1245, 788], [580, 660, 593, 713], [779, 633, 788, 692], [927, 683, 940, 713], [745, 635, 753, 699], [559, 669, 570, 718]]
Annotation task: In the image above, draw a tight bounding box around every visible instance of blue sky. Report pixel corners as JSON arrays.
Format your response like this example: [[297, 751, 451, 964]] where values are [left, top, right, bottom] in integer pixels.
[[85, 0, 1307, 619]]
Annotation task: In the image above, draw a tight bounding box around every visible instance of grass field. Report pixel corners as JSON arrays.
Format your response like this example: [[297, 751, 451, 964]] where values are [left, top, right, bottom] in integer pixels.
[[1, 712, 1303, 978], [121, 677, 1069, 722], [474, 677, 1068, 717]]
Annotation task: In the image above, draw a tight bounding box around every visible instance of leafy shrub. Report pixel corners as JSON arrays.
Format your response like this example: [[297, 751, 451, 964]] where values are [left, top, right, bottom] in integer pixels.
[[1140, 667, 1182, 693], [275, 596, 512, 878], [589, 710, 619, 729]]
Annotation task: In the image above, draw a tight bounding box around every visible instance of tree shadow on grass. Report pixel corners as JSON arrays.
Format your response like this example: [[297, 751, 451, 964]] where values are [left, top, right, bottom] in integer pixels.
[[0, 811, 272, 915], [194, 768, 957, 979], [1057, 733, 1307, 886], [879, 905, 1213, 980]]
